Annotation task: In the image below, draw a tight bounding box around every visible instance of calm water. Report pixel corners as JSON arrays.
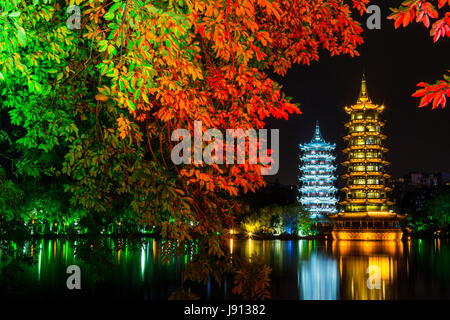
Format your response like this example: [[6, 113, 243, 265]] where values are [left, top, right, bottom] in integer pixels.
[[1, 238, 450, 299]]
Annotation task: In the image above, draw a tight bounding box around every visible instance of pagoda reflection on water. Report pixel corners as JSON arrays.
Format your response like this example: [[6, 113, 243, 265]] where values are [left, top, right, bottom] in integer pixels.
[[329, 74, 405, 240], [332, 240, 404, 299]]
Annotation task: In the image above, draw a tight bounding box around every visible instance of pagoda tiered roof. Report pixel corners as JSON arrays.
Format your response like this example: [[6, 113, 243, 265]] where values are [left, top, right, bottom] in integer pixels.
[[300, 121, 336, 151]]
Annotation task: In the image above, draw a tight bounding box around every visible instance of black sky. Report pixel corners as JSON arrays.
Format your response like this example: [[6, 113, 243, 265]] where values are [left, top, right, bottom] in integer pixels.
[[265, 1, 450, 186]]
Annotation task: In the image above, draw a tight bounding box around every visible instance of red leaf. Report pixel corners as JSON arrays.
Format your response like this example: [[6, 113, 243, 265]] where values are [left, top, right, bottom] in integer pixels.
[[424, 15, 430, 28], [412, 88, 427, 97], [432, 91, 444, 109], [394, 15, 404, 28], [403, 11, 411, 27], [419, 94, 434, 107], [198, 25, 205, 37]]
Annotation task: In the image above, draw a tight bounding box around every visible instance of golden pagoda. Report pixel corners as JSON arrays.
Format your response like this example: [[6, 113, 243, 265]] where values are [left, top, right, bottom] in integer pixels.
[[329, 75, 405, 240]]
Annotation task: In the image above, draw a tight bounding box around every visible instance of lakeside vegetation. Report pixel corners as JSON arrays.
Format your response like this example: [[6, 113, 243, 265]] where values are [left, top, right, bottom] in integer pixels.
[[3, 164, 450, 240]]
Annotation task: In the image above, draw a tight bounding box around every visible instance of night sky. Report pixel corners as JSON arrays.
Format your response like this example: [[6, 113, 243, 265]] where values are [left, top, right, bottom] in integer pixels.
[[265, 1, 450, 186]]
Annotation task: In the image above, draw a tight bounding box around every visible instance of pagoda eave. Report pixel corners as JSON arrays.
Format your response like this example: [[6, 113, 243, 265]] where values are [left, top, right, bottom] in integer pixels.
[[343, 133, 387, 140], [339, 199, 392, 204], [329, 212, 406, 220], [344, 120, 385, 127], [344, 104, 385, 113], [342, 159, 390, 166], [342, 146, 388, 153], [342, 172, 391, 178], [340, 185, 392, 191]]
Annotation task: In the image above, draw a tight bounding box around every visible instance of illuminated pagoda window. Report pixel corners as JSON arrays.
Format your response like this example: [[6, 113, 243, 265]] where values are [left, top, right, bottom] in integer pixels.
[[299, 121, 338, 221], [329, 74, 405, 240]]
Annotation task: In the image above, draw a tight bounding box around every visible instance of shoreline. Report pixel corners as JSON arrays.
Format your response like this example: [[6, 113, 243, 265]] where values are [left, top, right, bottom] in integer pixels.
[[0, 232, 447, 241]]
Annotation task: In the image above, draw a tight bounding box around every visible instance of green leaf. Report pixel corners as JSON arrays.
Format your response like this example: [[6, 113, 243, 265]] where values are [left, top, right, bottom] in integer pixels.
[[9, 12, 21, 18], [17, 26, 26, 45], [104, 11, 115, 21], [110, 2, 120, 12], [134, 88, 140, 100], [98, 40, 108, 52]]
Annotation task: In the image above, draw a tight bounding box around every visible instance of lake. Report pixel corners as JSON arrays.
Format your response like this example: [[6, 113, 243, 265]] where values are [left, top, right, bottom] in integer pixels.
[[1, 238, 450, 299]]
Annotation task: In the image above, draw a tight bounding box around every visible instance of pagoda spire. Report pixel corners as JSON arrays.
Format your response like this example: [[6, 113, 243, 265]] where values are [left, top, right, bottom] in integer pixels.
[[357, 73, 370, 103], [312, 120, 324, 142]]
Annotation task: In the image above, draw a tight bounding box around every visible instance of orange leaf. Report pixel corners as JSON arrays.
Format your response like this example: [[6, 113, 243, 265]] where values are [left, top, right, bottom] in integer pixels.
[[95, 94, 108, 102]]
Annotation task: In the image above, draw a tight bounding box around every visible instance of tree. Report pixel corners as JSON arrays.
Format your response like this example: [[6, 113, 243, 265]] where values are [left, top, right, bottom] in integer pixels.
[[389, 0, 450, 109], [0, 167, 23, 221], [0, 0, 369, 297], [0, 0, 368, 246], [273, 203, 313, 235], [296, 204, 314, 236], [424, 188, 450, 229]]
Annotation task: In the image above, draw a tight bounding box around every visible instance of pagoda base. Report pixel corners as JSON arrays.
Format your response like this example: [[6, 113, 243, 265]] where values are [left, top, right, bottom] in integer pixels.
[[329, 211, 406, 241], [332, 228, 403, 241]]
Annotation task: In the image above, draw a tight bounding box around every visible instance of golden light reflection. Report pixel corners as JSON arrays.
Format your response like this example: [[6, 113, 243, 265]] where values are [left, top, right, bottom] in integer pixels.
[[435, 238, 441, 253], [408, 237, 412, 253], [333, 240, 403, 257], [242, 239, 269, 261], [333, 240, 403, 300], [368, 256, 393, 281]]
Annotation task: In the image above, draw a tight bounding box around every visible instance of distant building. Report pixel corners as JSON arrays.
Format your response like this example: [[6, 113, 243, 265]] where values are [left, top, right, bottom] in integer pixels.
[[298, 121, 338, 221], [391, 171, 450, 214], [404, 172, 438, 187]]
